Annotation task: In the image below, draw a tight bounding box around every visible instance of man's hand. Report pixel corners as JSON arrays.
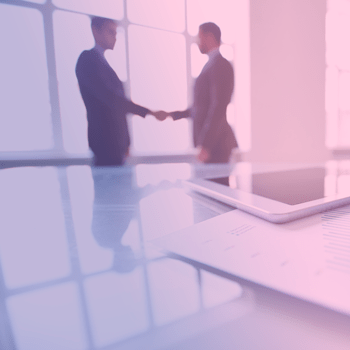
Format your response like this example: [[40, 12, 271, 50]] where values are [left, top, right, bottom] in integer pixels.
[[150, 110, 168, 121], [197, 146, 210, 163]]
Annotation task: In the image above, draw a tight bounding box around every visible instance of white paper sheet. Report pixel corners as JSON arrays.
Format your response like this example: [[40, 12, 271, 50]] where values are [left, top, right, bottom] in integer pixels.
[[152, 205, 350, 315]]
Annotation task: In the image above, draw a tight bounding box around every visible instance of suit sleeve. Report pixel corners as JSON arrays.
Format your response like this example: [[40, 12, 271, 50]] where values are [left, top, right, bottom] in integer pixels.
[[170, 109, 191, 120], [76, 52, 149, 118], [198, 62, 234, 150]]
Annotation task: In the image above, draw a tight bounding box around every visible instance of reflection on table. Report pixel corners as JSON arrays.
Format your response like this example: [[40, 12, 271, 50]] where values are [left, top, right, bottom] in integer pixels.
[[0, 163, 250, 350]]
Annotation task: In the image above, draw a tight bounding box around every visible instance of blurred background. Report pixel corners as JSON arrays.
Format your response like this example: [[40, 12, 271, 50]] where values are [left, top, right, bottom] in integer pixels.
[[0, 0, 349, 165]]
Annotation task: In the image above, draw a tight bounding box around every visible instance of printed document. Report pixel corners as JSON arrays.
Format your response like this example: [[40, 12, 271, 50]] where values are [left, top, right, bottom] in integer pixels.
[[152, 205, 350, 315]]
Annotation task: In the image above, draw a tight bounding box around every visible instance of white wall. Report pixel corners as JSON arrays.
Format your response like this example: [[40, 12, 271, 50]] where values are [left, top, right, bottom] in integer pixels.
[[247, 0, 330, 163]]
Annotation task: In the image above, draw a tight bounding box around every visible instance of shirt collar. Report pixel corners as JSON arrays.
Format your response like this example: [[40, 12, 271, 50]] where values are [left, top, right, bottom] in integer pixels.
[[207, 47, 220, 61], [94, 43, 106, 58]]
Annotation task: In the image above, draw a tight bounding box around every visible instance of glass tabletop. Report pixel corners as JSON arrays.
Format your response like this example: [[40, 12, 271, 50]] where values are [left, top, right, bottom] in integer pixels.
[[2, 162, 350, 350], [0, 163, 252, 350]]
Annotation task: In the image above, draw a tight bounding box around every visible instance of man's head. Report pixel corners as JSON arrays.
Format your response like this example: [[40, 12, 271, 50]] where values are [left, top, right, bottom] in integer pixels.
[[91, 16, 117, 51], [197, 22, 221, 54]]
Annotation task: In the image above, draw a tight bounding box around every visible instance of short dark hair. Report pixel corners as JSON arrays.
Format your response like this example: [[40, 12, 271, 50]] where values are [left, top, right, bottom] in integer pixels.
[[91, 16, 117, 30], [199, 22, 221, 44]]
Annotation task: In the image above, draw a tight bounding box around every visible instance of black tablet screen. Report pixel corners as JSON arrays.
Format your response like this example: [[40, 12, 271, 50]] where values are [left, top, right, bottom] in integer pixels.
[[208, 168, 329, 205]]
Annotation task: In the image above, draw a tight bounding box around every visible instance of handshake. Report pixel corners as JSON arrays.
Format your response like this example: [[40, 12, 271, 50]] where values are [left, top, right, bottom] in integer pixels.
[[147, 109, 210, 162], [149, 110, 172, 121]]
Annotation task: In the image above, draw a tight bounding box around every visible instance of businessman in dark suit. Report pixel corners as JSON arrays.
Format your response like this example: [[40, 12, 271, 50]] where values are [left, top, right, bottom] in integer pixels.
[[76, 17, 165, 166], [157, 22, 238, 163]]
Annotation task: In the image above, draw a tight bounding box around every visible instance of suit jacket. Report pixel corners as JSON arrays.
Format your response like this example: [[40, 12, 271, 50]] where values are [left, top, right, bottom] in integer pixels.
[[172, 51, 238, 163], [76, 48, 149, 166]]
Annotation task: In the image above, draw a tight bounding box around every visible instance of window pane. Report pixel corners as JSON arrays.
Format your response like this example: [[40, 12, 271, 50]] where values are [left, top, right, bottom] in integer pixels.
[[128, 26, 187, 111], [52, 0, 124, 20], [0, 4, 53, 151], [339, 113, 350, 147], [326, 11, 339, 66], [128, 25, 190, 153], [326, 3, 350, 70], [335, 13, 350, 71], [131, 117, 191, 154], [187, 0, 236, 44], [339, 72, 350, 112], [53, 11, 92, 153], [220, 44, 234, 62], [325, 66, 339, 116], [325, 67, 339, 148], [326, 112, 339, 148], [127, 0, 185, 32], [326, 0, 350, 149], [190, 43, 208, 78]]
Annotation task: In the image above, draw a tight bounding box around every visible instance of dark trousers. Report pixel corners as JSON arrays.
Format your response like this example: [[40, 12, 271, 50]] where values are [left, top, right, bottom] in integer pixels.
[[205, 146, 232, 164], [93, 151, 125, 166]]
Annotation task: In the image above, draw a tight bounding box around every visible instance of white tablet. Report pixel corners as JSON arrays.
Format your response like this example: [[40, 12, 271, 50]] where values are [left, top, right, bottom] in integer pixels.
[[183, 166, 350, 223]]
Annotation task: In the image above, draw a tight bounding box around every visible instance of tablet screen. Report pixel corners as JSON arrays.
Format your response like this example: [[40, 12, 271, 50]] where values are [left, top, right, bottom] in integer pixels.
[[208, 167, 330, 205]]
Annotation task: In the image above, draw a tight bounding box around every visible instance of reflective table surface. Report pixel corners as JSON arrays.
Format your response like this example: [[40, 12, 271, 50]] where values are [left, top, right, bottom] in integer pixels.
[[0, 162, 350, 350]]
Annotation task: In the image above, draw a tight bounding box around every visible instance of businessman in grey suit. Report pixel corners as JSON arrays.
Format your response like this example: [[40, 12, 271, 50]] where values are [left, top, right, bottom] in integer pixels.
[[157, 22, 238, 163]]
